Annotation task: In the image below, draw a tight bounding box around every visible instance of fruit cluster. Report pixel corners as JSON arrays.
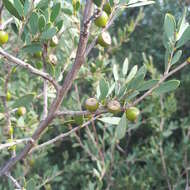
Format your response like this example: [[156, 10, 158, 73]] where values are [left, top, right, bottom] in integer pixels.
[[85, 97, 140, 122], [92, 0, 112, 48]]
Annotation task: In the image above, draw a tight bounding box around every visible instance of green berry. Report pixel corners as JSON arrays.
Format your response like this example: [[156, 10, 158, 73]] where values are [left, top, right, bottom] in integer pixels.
[[125, 107, 140, 122], [17, 107, 26, 116], [50, 35, 58, 47], [85, 98, 99, 112], [94, 11, 108, 28], [0, 30, 8, 45], [48, 54, 58, 65], [6, 92, 11, 101]]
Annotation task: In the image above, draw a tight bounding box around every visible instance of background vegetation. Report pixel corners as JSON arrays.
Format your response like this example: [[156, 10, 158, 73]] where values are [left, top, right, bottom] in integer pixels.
[[0, 0, 190, 189]]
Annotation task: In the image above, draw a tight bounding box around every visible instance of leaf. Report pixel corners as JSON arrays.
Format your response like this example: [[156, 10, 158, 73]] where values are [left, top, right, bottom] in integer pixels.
[[3, 0, 22, 20], [138, 79, 159, 91], [115, 114, 127, 140], [22, 43, 42, 54], [176, 26, 190, 48], [124, 1, 155, 8], [98, 117, 121, 125], [99, 78, 109, 100], [41, 27, 57, 40], [55, 20, 63, 31], [26, 179, 36, 190], [126, 65, 138, 83], [36, 0, 49, 9], [0, 113, 5, 121], [13, 0, 24, 18], [171, 50, 182, 65], [127, 73, 145, 90], [23, 0, 30, 16], [154, 80, 180, 95], [122, 57, 129, 76], [125, 90, 139, 101], [11, 93, 35, 108], [113, 64, 119, 81], [38, 15, 46, 32], [29, 12, 39, 35], [50, 3, 61, 22], [164, 13, 176, 40]]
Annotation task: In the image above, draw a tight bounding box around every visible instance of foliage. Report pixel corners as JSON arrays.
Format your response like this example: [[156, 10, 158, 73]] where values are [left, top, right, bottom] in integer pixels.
[[0, 0, 190, 189]]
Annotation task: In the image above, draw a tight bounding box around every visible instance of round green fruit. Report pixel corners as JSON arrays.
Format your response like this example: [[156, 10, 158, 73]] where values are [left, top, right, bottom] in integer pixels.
[[125, 107, 140, 122], [103, 2, 112, 15], [6, 92, 11, 101], [85, 98, 99, 112], [107, 100, 121, 114], [50, 35, 58, 47], [0, 30, 8, 45], [97, 31, 111, 47], [33, 51, 42, 58], [17, 107, 26, 116], [93, 0, 101, 7], [94, 11, 108, 28]]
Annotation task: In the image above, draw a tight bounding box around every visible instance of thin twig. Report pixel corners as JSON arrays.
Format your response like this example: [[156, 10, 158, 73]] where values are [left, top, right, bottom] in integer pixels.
[[0, 48, 60, 91], [30, 115, 100, 153], [0, 138, 33, 151], [5, 172, 22, 189]]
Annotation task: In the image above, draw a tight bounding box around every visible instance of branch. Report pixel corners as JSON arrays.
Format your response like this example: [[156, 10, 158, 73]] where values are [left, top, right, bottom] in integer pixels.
[[131, 61, 189, 107], [0, 138, 33, 151], [55, 109, 107, 117], [0, 0, 93, 177], [5, 173, 22, 189], [30, 115, 100, 153], [0, 48, 60, 91]]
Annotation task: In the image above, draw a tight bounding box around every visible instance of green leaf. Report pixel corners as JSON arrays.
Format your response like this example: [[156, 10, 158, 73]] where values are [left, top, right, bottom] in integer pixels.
[[38, 15, 46, 32], [126, 65, 138, 83], [164, 13, 176, 40], [115, 114, 127, 140], [171, 50, 182, 65], [128, 73, 145, 90], [125, 90, 139, 101], [22, 43, 42, 54], [99, 78, 109, 100], [29, 12, 39, 35], [50, 2, 61, 22], [138, 79, 159, 91], [11, 93, 35, 108], [36, 0, 49, 9], [113, 64, 119, 81], [3, 0, 22, 20], [125, 1, 155, 8], [0, 113, 5, 121], [63, 8, 72, 15], [13, 0, 24, 18], [122, 57, 129, 76], [55, 20, 63, 31], [41, 27, 57, 40], [23, 0, 30, 16], [176, 26, 190, 48], [154, 80, 180, 95], [98, 117, 121, 125], [26, 179, 36, 190]]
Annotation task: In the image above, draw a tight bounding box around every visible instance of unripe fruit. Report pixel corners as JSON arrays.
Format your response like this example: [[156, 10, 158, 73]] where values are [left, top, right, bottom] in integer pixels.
[[93, 0, 101, 7], [8, 126, 14, 136], [187, 57, 190, 63], [107, 100, 121, 114], [48, 54, 57, 65], [85, 98, 99, 112], [103, 2, 112, 15], [6, 92, 11, 101], [125, 107, 140, 122], [17, 107, 26, 116], [34, 51, 42, 58], [0, 30, 8, 45], [97, 31, 111, 47], [94, 11, 108, 28], [50, 35, 58, 47]]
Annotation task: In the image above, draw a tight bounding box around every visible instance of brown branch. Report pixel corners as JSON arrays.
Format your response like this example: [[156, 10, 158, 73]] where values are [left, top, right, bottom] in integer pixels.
[[130, 61, 189, 107], [0, 48, 60, 91], [0, 0, 93, 177]]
